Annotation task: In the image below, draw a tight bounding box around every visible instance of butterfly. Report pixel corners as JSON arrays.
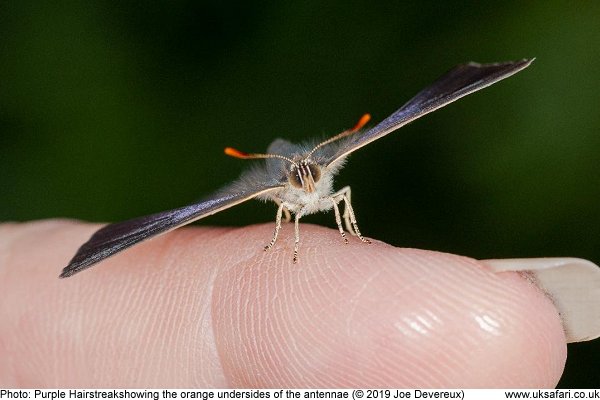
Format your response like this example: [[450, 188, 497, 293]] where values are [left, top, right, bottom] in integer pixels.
[[60, 59, 533, 278]]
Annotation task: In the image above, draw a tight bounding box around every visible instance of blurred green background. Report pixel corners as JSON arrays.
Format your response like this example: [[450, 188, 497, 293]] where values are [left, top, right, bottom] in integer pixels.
[[1, 1, 598, 387]]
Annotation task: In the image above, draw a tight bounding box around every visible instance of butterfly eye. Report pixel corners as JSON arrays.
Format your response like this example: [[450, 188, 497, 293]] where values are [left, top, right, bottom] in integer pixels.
[[289, 166, 304, 189], [308, 163, 321, 183]]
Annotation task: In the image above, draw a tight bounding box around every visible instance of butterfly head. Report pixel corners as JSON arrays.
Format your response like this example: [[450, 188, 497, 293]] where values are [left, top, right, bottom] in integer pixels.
[[288, 160, 321, 193]]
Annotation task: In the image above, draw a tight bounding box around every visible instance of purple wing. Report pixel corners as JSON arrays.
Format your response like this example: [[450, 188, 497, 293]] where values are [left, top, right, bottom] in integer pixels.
[[60, 185, 281, 278], [326, 59, 534, 166]]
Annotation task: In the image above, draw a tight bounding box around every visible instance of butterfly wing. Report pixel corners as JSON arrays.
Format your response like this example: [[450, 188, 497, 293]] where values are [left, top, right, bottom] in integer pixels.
[[326, 59, 534, 166], [265, 138, 303, 176], [60, 184, 282, 278]]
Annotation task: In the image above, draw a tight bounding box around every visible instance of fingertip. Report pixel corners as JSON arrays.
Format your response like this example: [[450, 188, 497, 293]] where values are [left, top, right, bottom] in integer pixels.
[[0, 221, 568, 387], [212, 224, 566, 387]]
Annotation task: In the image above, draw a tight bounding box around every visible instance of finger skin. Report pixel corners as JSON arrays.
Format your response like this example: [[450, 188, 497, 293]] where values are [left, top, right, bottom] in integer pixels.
[[0, 220, 566, 387]]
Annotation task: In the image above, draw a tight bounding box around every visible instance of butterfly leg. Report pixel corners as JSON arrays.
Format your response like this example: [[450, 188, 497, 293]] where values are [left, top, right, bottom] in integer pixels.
[[343, 198, 370, 244], [264, 202, 285, 251], [330, 197, 349, 244], [333, 186, 371, 244], [332, 186, 355, 234], [293, 212, 302, 263], [274, 198, 292, 222]]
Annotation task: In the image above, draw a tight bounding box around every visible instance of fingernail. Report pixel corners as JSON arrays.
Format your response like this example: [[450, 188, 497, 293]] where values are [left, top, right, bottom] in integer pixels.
[[481, 257, 600, 343]]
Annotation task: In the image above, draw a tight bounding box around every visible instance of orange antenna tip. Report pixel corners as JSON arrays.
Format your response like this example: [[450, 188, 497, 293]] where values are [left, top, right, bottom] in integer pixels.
[[224, 147, 249, 158], [352, 113, 371, 132]]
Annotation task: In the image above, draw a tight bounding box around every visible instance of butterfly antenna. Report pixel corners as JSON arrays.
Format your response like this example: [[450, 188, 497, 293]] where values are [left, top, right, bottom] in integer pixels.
[[225, 147, 297, 166], [306, 114, 370, 159]]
